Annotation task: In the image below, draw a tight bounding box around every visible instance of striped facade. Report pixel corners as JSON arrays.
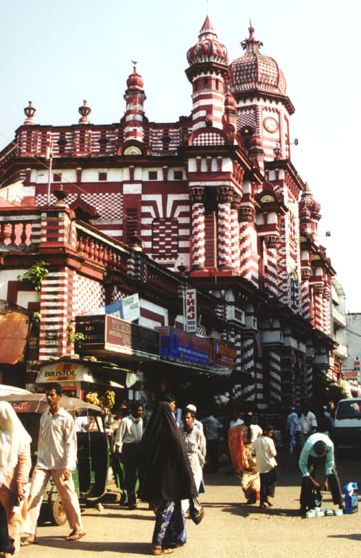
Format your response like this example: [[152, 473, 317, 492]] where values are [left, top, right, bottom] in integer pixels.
[[0, 16, 342, 410]]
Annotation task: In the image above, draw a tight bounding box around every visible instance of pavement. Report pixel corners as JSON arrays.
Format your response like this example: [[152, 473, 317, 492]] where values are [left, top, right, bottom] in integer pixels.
[[18, 451, 361, 558]]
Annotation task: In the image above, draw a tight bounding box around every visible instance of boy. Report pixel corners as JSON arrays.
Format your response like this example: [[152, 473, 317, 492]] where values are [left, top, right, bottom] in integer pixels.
[[254, 425, 277, 508]]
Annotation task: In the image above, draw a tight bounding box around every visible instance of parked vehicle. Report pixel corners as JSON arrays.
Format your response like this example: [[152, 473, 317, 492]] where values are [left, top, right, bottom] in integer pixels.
[[333, 398, 361, 449], [0, 393, 109, 525]]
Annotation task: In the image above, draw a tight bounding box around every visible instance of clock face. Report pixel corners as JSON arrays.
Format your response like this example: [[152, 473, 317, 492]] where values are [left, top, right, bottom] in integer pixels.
[[123, 145, 142, 156], [263, 117, 279, 133]]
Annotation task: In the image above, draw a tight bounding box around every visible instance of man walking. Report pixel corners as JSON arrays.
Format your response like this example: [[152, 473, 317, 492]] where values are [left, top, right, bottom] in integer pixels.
[[21, 383, 85, 545], [114, 401, 144, 509]]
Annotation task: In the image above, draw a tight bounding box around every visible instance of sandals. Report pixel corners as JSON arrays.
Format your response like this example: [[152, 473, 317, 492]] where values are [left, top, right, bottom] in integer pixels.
[[20, 535, 37, 546], [151, 546, 174, 555], [66, 530, 86, 541]]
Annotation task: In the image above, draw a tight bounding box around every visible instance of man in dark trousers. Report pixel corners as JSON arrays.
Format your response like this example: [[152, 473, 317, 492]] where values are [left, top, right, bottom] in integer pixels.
[[298, 431, 343, 515], [114, 401, 144, 509]]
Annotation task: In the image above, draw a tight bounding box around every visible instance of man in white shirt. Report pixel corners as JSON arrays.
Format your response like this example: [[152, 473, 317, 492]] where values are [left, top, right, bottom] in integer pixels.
[[254, 425, 278, 508], [21, 383, 85, 545], [299, 402, 317, 447], [114, 401, 144, 509]]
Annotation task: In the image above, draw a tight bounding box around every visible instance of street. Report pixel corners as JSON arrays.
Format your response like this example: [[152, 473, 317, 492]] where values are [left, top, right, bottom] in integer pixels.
[[19, 451, 361, 558]]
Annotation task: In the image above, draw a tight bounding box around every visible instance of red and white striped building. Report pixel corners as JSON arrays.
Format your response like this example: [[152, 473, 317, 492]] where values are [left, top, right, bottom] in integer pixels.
[[0, 17, 343, 409]]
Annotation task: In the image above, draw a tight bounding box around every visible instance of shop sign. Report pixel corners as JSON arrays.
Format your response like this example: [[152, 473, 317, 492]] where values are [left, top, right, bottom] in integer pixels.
[[36, 363, 94, 383], [184, 289, 197, 333], [76, 315, 159, 356], [121, 294, 140, 322], [105, 316, 159, 355], [211, 338, 236, 368], [159, 327, 211, 366], [86, 294, 140, 322]]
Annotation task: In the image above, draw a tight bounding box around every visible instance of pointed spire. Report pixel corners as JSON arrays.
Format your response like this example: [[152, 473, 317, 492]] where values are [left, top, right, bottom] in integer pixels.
[[241, 22, 263, 54], [187, 16, 228, 65], [199, 15, 216, 38]]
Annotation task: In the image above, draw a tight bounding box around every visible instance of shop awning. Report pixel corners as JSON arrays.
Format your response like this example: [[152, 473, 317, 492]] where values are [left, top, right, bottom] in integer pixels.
[[36, 357, 136, 388], [0, 311, 31, 364]]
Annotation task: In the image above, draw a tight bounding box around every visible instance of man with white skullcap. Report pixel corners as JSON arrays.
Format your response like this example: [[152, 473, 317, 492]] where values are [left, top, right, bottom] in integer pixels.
[[185, 404, 204, 434]]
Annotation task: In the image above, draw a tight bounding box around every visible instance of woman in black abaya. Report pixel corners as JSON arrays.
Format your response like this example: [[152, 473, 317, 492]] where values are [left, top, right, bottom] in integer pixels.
[[139, 401, 197, 555]]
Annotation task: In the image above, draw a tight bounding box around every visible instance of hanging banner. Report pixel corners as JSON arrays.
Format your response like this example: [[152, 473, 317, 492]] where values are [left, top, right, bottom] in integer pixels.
[[184, 289, 197, 333], [159, 327, 210, 366]]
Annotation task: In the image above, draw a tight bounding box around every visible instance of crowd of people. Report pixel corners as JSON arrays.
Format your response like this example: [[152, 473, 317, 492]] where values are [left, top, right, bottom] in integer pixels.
[[0, 385, 344, 556]]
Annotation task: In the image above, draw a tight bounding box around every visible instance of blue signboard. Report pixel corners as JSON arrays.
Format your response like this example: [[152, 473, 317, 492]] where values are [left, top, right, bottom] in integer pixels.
[[159, 327, 210, 366]]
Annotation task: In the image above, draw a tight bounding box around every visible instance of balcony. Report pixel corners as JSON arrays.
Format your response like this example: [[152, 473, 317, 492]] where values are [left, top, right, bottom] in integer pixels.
[[332, 306, 346, 327]]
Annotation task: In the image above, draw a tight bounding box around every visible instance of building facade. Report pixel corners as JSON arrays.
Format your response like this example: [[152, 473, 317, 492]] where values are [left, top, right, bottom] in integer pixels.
[[0, 17, 342, 409]]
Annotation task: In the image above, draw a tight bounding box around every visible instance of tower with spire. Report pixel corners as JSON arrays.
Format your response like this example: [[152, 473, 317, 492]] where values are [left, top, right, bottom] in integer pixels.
[[123, 62, 146, 145], [186, 16, 229, 131]]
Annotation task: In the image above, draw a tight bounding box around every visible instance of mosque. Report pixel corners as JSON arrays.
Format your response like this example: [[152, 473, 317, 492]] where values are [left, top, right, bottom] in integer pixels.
[[0, 17, 345, 409]]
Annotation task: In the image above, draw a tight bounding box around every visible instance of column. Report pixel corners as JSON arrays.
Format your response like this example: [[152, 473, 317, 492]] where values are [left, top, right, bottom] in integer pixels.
[[217, 187, 233, 269], [190, 188, 205, 270]]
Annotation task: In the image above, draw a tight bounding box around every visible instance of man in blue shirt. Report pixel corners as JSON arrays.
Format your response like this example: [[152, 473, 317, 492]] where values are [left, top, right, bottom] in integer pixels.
[[298, 432, 343, 514]]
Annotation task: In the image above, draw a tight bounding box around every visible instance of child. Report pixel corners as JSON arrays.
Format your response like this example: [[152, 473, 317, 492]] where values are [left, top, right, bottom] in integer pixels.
[[254, 425, 277, 508]]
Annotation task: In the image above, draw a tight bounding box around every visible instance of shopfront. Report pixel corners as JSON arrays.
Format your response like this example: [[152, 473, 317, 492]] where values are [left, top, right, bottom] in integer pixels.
[[33, 357, 131, 400]]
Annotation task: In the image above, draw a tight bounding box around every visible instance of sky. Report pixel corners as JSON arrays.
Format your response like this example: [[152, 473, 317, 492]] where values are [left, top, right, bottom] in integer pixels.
[[0, 0, 360, 311]]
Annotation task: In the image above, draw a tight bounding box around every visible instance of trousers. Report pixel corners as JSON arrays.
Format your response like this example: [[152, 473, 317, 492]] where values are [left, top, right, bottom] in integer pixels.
[[24, 466, 83, 535]]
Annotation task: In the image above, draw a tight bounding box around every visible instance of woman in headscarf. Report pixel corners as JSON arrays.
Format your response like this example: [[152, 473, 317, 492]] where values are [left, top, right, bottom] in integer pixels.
[[139, 399, 197, 555], [228, 413, 261, 505], [0, 401, 32, 556]]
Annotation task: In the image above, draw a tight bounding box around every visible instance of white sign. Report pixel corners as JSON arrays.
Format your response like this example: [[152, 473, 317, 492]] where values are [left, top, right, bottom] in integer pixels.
[[86, 294, 140, 322], [122, 294, 140, 322], [184, 289, 197, 333]]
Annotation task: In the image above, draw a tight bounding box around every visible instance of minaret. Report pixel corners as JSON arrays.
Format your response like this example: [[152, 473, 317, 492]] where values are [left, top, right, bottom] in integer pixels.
[[123, 62, 146, 143], [186, 17, 229, 131]]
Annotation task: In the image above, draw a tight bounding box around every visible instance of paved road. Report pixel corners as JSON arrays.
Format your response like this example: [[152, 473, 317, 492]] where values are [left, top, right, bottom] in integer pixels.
[[19, 451, 361, 558]]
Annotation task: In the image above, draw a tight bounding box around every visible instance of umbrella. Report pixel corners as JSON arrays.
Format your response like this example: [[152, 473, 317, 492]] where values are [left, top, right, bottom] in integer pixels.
[[0, 384, 31, 396], [0, 393, 103, 415]]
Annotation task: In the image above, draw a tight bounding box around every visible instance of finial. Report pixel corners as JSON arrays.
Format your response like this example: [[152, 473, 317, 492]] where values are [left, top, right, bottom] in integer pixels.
[[78, 99, 91, 124], [24, 101, 36, 125], [131, 60, 138, 72], [241, 21, 263, 52]]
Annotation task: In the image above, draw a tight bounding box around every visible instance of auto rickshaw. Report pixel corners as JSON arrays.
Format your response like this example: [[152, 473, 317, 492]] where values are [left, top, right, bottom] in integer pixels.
[[0, 393, 110, 525]]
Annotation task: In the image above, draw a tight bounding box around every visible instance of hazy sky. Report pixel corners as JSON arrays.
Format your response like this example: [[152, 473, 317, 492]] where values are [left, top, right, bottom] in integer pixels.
[[1, 0, 360, 311]]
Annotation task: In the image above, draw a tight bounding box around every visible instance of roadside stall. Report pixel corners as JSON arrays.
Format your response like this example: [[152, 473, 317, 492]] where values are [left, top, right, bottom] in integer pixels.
[[29, 356, 134, 400]]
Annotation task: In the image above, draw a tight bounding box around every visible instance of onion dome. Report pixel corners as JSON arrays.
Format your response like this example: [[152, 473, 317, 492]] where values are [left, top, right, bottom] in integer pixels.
[[187, 16, 228, 65], [230, 24, 286, 98], [126, 61, 144, 90]]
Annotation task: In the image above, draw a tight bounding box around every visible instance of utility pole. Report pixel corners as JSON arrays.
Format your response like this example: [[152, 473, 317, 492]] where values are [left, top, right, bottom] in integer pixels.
[[46, 138, 53, 205]]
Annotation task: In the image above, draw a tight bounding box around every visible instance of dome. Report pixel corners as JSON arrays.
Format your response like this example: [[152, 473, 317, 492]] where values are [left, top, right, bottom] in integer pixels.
[[126, 63, 144, 90], [187, 16, 228, 66], [230, 25, 286, 98]]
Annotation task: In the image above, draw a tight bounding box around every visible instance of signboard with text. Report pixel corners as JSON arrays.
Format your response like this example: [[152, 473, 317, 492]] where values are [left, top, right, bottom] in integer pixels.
[[184, 289, 197, 333], [159, 326, 210, 366], [211, 338, 236, 368], [76, 315, 159, 357]]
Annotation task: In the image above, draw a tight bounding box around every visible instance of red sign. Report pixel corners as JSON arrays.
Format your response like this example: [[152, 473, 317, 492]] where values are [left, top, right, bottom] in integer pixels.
[[211, 339, 236, 368]]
